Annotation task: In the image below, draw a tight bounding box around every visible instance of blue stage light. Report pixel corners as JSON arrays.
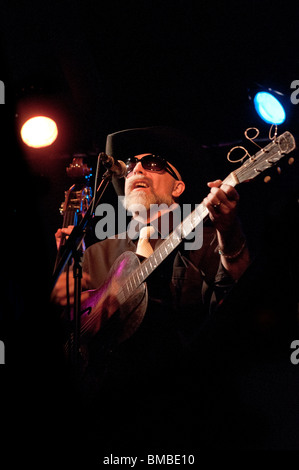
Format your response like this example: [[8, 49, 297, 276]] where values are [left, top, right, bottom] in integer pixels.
[[253, 91, 286, 125]]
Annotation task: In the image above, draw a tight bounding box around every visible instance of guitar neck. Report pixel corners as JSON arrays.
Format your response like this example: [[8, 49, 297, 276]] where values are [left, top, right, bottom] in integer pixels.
[[118, 171, 241, 304], [117, 170, 239, 305]]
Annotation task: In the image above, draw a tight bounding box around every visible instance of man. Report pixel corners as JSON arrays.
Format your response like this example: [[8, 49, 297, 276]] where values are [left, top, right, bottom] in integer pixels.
[[52, 156, 249, 305], [51, 127, 250, 451]]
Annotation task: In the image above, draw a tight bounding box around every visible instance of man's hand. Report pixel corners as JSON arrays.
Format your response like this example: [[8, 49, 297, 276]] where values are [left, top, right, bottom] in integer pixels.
[[52, 224, 91, 306], [204, 179, 240, 234], [55, 225, 74, 249], [204, 179, 250, 279], [51, 270, 91, 306]]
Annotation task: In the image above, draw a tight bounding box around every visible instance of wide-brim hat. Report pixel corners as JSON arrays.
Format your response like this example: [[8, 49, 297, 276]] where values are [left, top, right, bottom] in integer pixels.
[[105, 126, 209, 202]]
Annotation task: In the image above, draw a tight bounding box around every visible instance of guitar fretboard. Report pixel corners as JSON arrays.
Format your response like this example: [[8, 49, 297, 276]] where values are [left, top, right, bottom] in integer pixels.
[[117, 203, 210, 305], [117, 171, 240, 305]]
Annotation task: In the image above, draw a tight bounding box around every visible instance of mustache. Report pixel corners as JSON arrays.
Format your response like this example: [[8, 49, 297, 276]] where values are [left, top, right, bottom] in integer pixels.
[[126, 175, 152, 192]]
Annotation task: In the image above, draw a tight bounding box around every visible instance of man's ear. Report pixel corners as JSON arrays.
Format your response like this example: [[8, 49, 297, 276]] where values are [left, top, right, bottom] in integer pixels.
[[172, 180, 185, 198]]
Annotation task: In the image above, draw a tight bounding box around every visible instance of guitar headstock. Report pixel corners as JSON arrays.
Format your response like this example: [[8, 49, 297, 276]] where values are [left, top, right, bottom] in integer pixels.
[[233, 131, 296, 185]]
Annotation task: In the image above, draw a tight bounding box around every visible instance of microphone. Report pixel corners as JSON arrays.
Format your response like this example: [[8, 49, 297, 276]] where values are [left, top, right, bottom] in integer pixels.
[[99, 152, 127, 178]]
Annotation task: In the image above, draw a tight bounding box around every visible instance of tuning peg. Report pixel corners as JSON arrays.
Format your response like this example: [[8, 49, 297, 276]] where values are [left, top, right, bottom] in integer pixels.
[[288, 157, 295, 165], [277, 166, 282, 174], [264, 175, 271, 183]]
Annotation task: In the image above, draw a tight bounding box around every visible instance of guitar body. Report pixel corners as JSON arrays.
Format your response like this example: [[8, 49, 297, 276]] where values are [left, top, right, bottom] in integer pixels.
[[74, 251, 148, 346]]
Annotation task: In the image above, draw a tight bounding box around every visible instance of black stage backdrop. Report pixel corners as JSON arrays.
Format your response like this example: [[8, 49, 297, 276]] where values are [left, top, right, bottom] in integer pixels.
[[1, 0, 299, 465]]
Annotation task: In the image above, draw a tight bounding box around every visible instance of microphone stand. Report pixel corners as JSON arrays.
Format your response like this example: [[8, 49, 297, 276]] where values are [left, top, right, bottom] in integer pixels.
[[52, 169, 113, 374]]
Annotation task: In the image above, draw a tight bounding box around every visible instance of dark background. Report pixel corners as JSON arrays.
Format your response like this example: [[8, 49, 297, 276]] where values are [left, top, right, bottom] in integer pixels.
[[1, 0, 299, 461], [2, 0, 299, 263]]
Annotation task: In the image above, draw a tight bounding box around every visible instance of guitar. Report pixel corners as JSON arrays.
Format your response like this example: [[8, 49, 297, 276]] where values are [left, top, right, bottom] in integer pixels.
[[67, 131, 296, 354]]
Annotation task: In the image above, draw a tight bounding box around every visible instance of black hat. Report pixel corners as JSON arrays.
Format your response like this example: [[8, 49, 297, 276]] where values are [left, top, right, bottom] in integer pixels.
[[105, 126, 204, 199]]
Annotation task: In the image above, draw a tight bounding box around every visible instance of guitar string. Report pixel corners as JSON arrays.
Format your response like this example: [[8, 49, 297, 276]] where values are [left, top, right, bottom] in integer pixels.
[[78, 293, 119, 338]]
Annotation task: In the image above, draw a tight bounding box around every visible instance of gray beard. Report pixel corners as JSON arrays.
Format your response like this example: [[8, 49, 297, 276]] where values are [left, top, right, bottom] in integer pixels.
[[123, 190, 173, 211]]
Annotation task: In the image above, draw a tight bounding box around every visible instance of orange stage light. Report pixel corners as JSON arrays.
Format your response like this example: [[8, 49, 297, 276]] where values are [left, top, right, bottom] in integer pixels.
[[20, 116, 58, 148]]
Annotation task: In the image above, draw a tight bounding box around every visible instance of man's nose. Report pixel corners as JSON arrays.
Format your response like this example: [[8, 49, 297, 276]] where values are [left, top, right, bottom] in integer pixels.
[[133, 160, 145, 174]]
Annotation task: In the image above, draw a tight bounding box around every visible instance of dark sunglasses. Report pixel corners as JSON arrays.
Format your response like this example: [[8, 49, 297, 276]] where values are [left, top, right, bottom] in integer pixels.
[[125, 154, 180, 180]]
